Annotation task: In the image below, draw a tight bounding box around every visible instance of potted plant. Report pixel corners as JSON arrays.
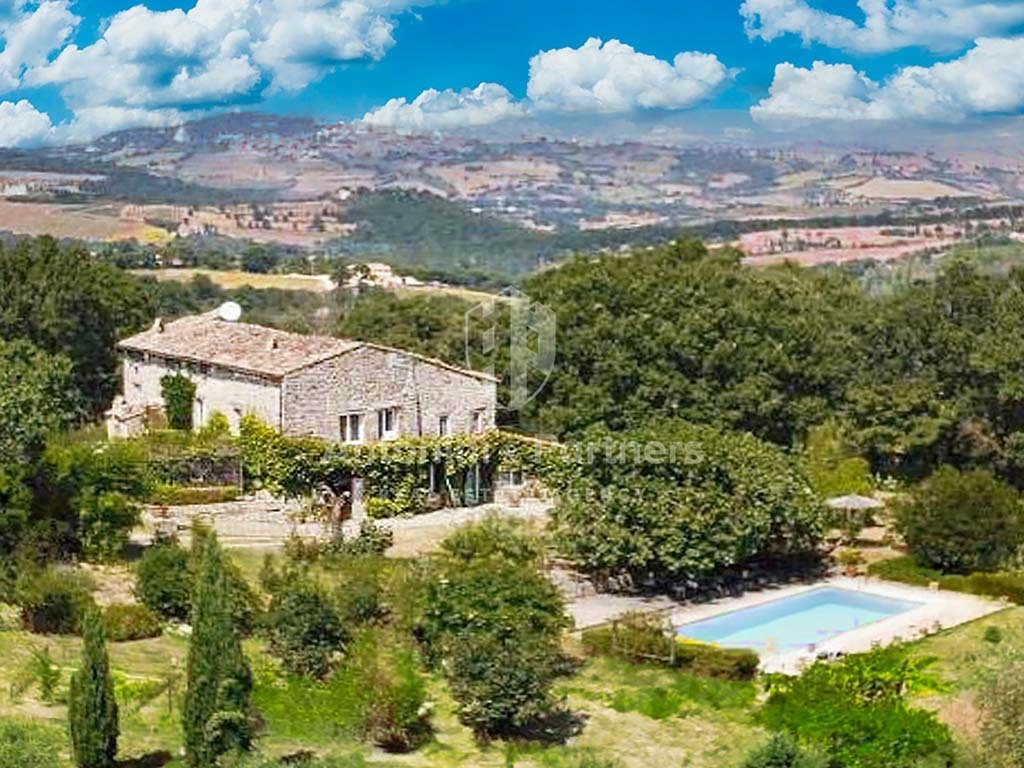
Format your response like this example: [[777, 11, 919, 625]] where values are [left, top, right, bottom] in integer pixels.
[[837, 548, 865, 577]]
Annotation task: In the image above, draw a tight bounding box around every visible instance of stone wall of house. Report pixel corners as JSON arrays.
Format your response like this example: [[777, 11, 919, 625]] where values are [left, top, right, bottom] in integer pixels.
[[281, 346, 497, 442], [119, 350, 282, 433]]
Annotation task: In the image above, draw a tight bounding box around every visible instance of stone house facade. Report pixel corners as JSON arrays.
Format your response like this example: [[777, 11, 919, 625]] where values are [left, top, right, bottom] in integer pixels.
[[107, 312, 498, 443]]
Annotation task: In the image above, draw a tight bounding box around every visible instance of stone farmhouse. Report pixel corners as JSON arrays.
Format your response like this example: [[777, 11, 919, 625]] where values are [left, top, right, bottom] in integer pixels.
[[106, 311, 498, 442]]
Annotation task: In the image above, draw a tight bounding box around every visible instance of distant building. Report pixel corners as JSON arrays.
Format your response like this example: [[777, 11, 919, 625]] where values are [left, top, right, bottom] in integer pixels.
[[106, 312, 497, 442]]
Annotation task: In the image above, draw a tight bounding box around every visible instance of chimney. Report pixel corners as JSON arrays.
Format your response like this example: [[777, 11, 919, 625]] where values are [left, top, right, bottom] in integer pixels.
[[152, 318, 165, 333]]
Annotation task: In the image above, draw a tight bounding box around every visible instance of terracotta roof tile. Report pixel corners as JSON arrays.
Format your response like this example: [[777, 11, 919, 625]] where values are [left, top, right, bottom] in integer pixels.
[[119, 314, 359, 378]]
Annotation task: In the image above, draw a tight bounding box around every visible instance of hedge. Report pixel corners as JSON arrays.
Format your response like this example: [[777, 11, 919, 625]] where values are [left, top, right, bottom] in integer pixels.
[[868, 556, 1024, 604], [581, 621, 759, 681]]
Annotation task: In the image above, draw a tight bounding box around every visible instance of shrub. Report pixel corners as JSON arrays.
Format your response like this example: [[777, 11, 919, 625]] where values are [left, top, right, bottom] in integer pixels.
[[0, 720, 65, 768], [980, 662, 1024, 768], [760, 646, 953, 768], [15, 567, 93, 635], [446, 630, 570, 736], [675, 642, 759, 682], [264, 579, 346, 679], [984, 626, 1004, 644], [894, 466, 1024, 573], [740, 733, 826, 768], [41, 440, 150, 563], [333, 557, 387, 627], [135, 543, 192, 621], [422, 554, 570, 735], [868, 556, 1024, 604], [348, 630, 432, 752], [331, 520, 393, 558], [102, 604, 162, 642], [440, 514, 542, 565], [580, 616, 759, 681]]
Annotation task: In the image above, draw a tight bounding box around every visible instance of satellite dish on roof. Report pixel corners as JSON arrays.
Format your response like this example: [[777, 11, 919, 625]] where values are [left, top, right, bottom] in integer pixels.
[[217, 301, 243, 323]]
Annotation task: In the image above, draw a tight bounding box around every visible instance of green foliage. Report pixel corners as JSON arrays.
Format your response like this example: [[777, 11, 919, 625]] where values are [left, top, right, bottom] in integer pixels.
[[189, 525, 260, 635], [148, 484, 241, 506], [134, 542, 192, 621], [895, 466, 1024, 573], [868, 556, 1024, 603], [0, 236, 154, 413], [0, 339, 80, 465], [102, 604, 162, 642], [238, 416, 551, 514], [68, 607, 119, 768], [183, 531, 254, 767], [15, 566, 94, 635], [548, 422, 824, 581], [518, 244, 867, 443], [161, 375, 197, 431], [263, 578, 346, 679], [761, 646, 953, 768], [41, 440, 151, 562], [984, 626, 1004, 644], [0, 720, 65, 768], [440, 514, 543, 565], [346, 630, 432, 752], [740, 734, 826, 768], [331, 520, 394, 557], [800, 422, 874, 500], [422, 522, 570, 736], [28, 646, 61, 704], [980, 662, 1024, 768]]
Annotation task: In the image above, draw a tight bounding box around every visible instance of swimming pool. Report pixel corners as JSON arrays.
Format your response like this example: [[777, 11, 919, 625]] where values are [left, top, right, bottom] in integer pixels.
[[676, 587, 923, 651]]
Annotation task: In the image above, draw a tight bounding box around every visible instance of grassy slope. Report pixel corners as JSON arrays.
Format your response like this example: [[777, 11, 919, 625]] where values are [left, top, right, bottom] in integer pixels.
[[3, 548, 1019, 768]]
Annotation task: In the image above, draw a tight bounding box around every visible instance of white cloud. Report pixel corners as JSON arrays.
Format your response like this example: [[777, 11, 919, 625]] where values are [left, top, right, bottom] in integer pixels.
[[361, 82, 527, 130], [752, 36, 1024, 124], [359, 37, 733, 132], [54, 106, 189, 144], [0, 0, 78, 92], [0, 99, 53, 146], [741, 0, 1024, 54], [18, 0, 434, 141], [526, 38, 732, 114]]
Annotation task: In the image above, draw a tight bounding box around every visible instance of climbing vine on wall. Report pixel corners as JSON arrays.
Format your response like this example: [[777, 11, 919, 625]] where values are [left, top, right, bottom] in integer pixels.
[[237, 416, 560, 515], [160, 375, 197, 431]]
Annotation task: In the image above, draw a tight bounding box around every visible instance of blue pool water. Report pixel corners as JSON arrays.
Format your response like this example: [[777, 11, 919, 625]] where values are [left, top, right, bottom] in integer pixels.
[[677, 587, 922, 651]]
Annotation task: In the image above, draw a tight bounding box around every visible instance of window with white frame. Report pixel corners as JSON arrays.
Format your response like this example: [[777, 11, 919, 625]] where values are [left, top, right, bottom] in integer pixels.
[[471, 409, 485, 434], [342, 413, 364, 444], [438, 414, 450, 436], [377, 407, 399, 441]]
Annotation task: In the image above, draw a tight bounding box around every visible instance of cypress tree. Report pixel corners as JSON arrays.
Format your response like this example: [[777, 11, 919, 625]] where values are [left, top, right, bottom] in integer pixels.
[[183, 531, 253, 767], [68, 606, 119, 768]]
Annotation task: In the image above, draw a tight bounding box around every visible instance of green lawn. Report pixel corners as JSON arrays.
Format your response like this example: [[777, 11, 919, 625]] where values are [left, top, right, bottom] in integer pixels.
[[3, 567, 1019, 768], [0, 621, 768, 768]]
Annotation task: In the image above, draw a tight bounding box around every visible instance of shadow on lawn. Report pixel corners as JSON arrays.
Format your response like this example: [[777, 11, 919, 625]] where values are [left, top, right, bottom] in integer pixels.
[[119, 751, 174, 768]]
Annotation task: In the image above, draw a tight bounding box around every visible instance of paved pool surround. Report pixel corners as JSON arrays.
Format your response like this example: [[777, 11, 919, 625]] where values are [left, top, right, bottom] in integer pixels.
[[671, 577, 1003, 673]]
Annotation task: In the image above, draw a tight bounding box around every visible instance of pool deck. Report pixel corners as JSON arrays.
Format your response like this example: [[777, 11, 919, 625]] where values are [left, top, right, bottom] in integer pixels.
[[569, 576, 1007, 674]]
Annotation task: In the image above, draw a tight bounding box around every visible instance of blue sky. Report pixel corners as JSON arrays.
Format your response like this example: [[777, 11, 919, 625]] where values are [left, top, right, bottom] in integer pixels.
[[1, 0, 1024, 146]]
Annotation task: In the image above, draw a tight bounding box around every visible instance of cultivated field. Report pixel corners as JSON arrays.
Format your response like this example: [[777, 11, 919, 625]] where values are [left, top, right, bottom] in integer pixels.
[[133, 268, 336, 292], [0, 201, 171, 243]]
